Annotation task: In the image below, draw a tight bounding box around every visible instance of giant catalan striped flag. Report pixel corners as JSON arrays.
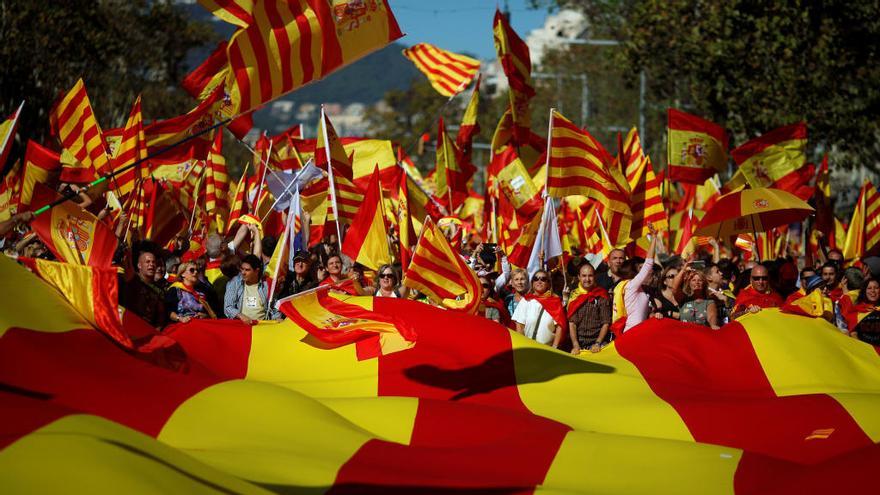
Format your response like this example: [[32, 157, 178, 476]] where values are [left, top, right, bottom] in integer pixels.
[[49, 79, 109, 183], [402, 43, 480, 97], [402, 217, 482, 313], [3, 253, 880, 493], [546, 110, 630, 213], [221, 0, 403, 116]]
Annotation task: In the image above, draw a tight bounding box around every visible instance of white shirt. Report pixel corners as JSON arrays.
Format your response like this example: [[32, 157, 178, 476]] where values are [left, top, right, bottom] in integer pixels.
[[512, 298, 557, 345], [624, 258, 654, 332]]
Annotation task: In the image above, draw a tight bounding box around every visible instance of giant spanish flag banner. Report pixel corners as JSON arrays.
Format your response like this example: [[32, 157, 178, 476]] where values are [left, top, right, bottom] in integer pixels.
[[2, 254, 880, 493]]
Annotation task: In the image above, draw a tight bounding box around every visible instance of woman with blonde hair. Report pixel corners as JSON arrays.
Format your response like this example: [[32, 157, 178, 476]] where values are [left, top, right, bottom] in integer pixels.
[[512, 270, 565, 348], [678, 268, 720, 329], [166, 261, 216, 324]]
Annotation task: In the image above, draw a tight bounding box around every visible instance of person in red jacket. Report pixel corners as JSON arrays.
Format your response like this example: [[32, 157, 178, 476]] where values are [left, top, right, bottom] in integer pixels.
[[730, 264, 783, 320]]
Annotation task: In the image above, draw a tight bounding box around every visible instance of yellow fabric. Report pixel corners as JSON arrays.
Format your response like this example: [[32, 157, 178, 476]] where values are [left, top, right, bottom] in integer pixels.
[[738, 137, 807, 189], [668, 128, 728, 175]]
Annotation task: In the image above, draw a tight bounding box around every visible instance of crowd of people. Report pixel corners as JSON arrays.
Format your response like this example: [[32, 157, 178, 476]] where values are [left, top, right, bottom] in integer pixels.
[[3, 206, 880, 351]]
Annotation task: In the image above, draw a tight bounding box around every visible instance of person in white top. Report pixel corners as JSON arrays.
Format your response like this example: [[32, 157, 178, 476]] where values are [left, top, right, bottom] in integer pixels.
[[512, 270, 563, 347], [623, 223, 659, 332]]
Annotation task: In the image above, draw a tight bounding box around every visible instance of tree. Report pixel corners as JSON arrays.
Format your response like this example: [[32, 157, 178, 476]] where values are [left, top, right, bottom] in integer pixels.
[[0, 0, 216, 169], [533, 0, 880, 172]]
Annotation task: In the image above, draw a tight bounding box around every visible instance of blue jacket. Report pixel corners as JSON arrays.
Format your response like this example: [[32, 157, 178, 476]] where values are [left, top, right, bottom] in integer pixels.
[[223, 274, 282, 320]]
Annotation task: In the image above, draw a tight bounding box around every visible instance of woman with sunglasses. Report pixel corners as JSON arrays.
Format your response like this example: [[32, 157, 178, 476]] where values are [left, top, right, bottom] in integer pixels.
[[678, 269, 720, 329], [846, 279, 880, 345], [374, 264, 408, 298], [513, 270, 565, 348], [166, 261, 216, 324], [652, 265, 681, 319]]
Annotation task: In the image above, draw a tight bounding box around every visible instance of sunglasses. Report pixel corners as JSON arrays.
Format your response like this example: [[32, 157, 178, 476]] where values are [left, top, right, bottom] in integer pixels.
[[533, 276, 549, 282], [666, 274, 677, 279], [379, 273, 395, 279], [186, 267, 197, 273], [751, 276, 768, 281]]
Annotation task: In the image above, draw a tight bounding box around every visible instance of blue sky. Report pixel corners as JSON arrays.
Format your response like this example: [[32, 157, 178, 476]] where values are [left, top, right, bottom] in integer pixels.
[[390, 0, 550, 60]]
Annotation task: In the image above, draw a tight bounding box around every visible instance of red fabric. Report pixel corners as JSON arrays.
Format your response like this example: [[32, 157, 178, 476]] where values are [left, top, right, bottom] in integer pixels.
[[523, 292, 567, 331], [566, 287, 609, 316], [319, 277, 358, 295]]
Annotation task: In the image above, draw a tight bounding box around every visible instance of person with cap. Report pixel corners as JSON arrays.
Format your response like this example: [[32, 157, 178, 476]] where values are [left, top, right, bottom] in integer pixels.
[[730, 264, 783, 320], [860, 256, 880, 282], [280, 250, 318, 298]]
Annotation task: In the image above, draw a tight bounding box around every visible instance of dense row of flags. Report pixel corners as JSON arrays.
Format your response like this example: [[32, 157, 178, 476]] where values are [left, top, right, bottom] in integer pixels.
[[0, 2, 879, 323]]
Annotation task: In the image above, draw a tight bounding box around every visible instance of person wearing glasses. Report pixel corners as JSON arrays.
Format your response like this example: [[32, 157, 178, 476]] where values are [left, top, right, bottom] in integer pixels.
[[512, 270, 565, 348], [479, 275, 510, 325], [730, 264, 782, 320], [224, 254, 282, 324], [374, 264, 408, 298], [652, 265, 681, 320], [167, 261, 217, 324]]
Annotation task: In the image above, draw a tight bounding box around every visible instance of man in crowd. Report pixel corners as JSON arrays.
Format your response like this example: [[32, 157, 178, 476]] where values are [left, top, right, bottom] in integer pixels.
[[597, 248, 625, 292], [281, 250, 317, 297], [730, 264, 783, 320], [120, 248, 167, 329]]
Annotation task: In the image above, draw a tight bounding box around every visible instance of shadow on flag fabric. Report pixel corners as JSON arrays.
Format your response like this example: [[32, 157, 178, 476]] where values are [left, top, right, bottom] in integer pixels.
[[402, 217, 482, 313], [341, 168, 391, 271], [667, 108, 728, 184], [29, 184, 116, 267], [402, 43, 479, 97], [3, 247, 880, 493]]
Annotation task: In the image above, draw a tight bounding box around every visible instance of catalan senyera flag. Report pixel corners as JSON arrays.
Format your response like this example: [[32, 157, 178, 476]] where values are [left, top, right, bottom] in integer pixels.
[[547, 110, 630, 213], [493, 8, 534, 143], [7, 247, 880, 494], [341, 168, 391, 271], [226, 163, 249, 236], [620, 127, 647, 188], [29, 185, 116, 267], [843, 180, 880, 260], [629, 157, 668, 239], [434, 118, 470, 209], [17, 141, 61, 211], [667, 108, 729, 184], [402, 43, 480, 97], [204, 132, 230, 232], [223, 0, 402, 116], [0, 101, 23, 171], [108, 96, 149, 198], [403, 217, 482, 313], [49, 79, 109, 183], [731, 122, 808, 190]]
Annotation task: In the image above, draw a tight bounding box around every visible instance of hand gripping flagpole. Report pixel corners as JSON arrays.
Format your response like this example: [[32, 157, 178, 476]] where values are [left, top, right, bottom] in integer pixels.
[[32, 116, 234, 217]]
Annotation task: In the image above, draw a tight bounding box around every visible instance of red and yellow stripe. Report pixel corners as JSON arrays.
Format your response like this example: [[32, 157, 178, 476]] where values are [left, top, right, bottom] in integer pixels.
[[49, 79, 108, 183], [402, 43, 479, 97]]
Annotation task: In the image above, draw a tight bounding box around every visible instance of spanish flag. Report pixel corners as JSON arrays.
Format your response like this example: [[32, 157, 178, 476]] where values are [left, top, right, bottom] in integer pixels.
[[0, 101, 23, 171], [341, 168, 391, 271], [18, 256, 130, 349], [731, 122, 808, 190], [17, 141, 61, 211], [29, 185, 116, 268], [667, 108, 729, 184]]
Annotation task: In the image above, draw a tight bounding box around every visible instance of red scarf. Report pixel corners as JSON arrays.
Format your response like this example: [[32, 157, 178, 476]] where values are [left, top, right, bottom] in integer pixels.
[[481, 297, 513, 328], [523, 291, 567, 331], [733, 285, 783, 314], [566, 285, 609, 316]]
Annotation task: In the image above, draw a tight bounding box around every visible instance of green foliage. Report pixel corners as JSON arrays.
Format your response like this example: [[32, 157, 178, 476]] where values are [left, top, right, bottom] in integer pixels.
[[0, 0, 216, 149], [533, 0, 880, 171]]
